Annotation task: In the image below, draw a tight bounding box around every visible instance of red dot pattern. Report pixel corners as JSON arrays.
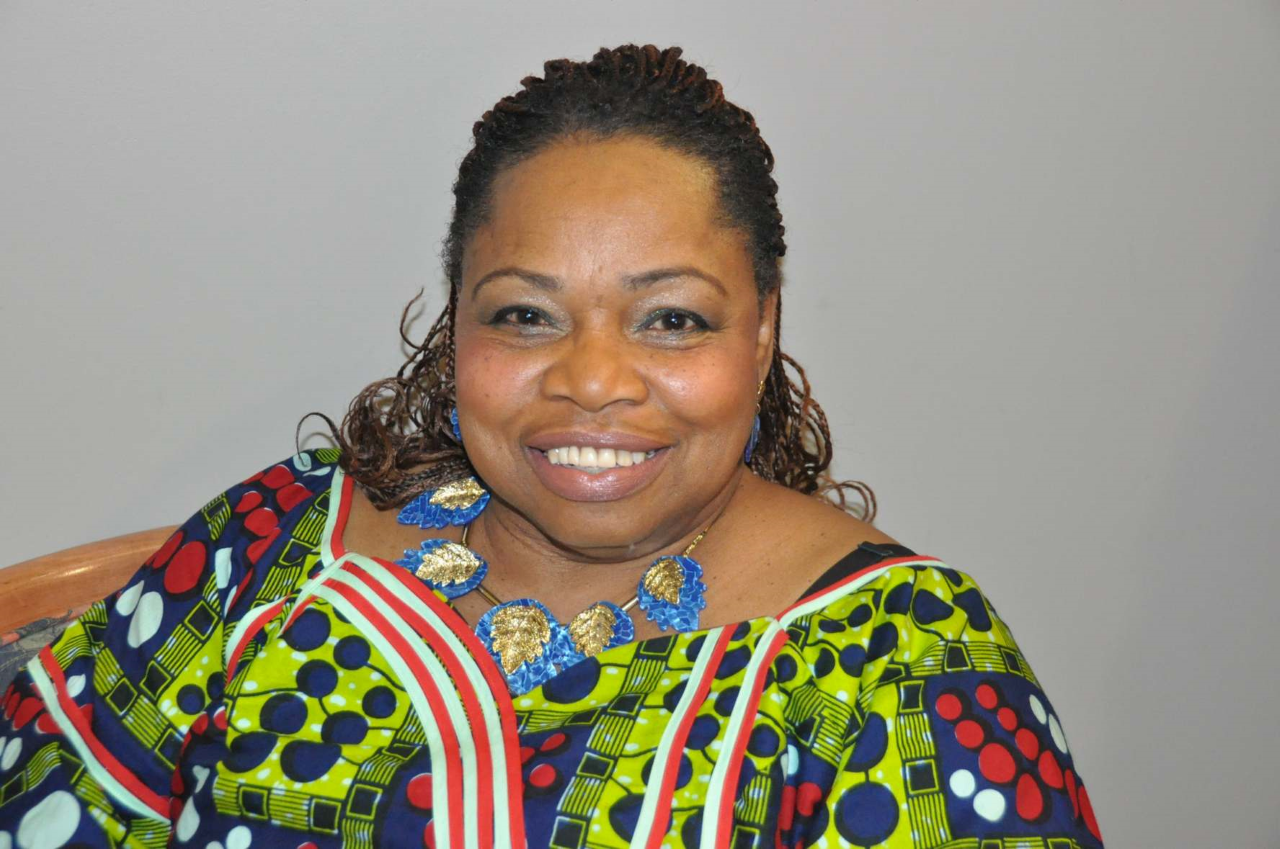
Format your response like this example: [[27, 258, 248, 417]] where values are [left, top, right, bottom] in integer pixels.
[[277, 482, 312, 513], [1015, 728, 1040, 760], [1079, 784, 1102, 841], [234, 491, 263, 514], [12, 697, 43, 730], [1038, 750, 1063, 788], [528, 763, 558, 789], [955, 719, 985, 749], [1065, 769, 1079, 818], [406, 773, 433, 809], [262, 464, 295, 489], [778, 784, 797, 833], [244, 507, 279, 536], [934, 693, 962, 721], [1016, 772, 1045, 820], [796, 782, 825, 817], [149, 530, 183, 569], [978, 742, 1016, 784], [164, 541, 206, 595], [932, 679, 1095, 831]]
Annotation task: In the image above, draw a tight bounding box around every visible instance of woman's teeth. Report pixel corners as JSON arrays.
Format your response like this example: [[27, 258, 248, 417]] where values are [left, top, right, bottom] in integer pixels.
[[545, 446, 656, 472]]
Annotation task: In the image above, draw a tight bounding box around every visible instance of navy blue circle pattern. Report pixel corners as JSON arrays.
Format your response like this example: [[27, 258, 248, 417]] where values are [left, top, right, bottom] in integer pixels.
[[362, 685, 397, 719], [845, 712, 888, 772], [296, 659, 337, 698], [280, 740, 341, 782], [321, 711, 368, 745], [260, 693, 307, 735], [835, 782, 899, 846], [285, 609, 330, 651], [333, 635, 370, 669]]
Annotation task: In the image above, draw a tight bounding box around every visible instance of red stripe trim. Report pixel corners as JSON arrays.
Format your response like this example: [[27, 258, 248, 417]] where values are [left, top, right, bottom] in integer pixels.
[[646, 627, 734, 849], [342, 563, 495, 849], [323, 579, 467, 849], [280, 594, 316, 633], [330, 471, 526, 846], [225, 597, 288, 679], [372, 559, 528, 848], [37, 647, 170, 818], [777, 555, 940, 620], [326, 472, 356, 562], [712, 628, 790, 847]]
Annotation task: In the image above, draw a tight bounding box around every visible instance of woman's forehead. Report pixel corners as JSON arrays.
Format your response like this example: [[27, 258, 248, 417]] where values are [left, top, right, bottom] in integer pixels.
[[464, 136, 752, 287]]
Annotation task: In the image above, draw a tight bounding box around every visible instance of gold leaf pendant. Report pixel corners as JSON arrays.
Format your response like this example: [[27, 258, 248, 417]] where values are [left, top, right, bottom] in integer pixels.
[[489, 604, 553, 674], [568, 603, 618, 658], [415, 542, 483, 588]]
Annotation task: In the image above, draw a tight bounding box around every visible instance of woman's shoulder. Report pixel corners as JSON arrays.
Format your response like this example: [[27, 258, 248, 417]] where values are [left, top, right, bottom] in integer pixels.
[[141, 449, 344, 618], [730, 475, 906, 607], [781, 551, 1036, 696]]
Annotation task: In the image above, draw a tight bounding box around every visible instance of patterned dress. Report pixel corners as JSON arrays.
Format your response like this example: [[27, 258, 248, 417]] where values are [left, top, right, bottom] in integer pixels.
[[0, 450, 1104, 848]]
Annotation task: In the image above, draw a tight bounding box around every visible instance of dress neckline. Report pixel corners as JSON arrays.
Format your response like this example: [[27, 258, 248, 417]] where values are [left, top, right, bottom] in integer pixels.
[[316, 464, 925, 679]]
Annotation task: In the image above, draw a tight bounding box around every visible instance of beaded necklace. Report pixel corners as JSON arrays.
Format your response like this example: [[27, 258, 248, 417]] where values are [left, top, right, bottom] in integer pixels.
[[393, 476, 715, 695]]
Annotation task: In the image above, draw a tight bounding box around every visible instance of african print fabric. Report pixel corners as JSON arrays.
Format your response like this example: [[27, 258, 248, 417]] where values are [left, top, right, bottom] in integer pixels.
[[0, 450, 1104, 848]]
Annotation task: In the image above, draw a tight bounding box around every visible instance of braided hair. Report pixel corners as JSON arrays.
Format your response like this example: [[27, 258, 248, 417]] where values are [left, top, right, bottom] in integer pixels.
[[304, 45, 876, 521]]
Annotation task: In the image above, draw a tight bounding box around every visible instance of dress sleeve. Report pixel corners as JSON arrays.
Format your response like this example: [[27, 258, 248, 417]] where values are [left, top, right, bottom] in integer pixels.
[[782, 563, 1104, 848], [0, 453, 320, 848]]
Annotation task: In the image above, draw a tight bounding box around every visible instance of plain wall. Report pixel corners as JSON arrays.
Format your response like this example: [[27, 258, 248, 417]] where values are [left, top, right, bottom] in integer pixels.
[[2, 2, 1277, 845]]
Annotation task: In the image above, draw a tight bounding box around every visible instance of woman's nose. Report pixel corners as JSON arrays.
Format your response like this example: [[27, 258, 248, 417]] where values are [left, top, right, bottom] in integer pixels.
[[541, 328, 648, 412]]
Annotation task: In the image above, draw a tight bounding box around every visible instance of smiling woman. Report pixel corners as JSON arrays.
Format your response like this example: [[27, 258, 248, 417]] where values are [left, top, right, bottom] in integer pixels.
[[0, 45, 1103, 849]]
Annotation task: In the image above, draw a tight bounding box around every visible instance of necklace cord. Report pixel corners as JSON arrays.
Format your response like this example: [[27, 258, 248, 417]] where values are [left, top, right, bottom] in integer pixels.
[[463, 494, 731, 612]]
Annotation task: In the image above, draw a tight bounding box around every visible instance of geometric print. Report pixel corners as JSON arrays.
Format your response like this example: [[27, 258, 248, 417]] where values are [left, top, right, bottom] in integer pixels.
[[0, 451, 1103, 848]]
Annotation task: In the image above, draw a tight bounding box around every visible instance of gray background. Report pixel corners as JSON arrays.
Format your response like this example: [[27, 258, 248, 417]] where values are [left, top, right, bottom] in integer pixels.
[[2, 2, 1277, 845]]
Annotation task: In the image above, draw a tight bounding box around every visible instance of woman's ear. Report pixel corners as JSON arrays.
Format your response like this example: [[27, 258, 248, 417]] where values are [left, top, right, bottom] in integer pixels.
[[756, 289, 779, 383]]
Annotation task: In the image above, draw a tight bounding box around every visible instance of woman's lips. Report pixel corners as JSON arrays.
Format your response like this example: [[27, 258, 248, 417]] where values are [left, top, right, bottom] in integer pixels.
[[526, 444, 670, 502]]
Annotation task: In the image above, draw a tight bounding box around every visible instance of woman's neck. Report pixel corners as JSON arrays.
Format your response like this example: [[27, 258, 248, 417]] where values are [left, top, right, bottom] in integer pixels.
[[463, 468, 751, 616]]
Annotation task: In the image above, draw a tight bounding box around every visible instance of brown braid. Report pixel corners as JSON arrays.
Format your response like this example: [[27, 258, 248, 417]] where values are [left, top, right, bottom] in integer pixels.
[[301, 45, 876, 522]]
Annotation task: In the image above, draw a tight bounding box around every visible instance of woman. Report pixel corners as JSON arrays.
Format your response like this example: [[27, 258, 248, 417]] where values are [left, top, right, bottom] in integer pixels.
[[0, 45, 1102, 848]]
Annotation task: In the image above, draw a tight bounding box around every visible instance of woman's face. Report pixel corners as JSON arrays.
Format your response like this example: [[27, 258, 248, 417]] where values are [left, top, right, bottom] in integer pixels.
[[454, 135, 775, 559]]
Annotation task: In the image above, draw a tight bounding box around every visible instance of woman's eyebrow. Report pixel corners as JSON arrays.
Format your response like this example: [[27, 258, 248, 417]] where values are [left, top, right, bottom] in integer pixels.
[[622, 266, 726, 296], [469, 265, 727, 299]]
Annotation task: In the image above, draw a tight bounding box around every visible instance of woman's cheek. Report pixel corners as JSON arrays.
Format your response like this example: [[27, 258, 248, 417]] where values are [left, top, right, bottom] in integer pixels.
[[456, 337, 545, 408], [650, 348, 754, 429]]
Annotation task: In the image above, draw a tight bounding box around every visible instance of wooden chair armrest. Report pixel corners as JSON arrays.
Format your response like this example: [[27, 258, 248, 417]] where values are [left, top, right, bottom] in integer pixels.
[[0, 527, 179, 635]]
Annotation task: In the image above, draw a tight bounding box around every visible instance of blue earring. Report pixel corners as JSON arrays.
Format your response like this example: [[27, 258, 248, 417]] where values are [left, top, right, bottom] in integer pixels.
[[743, 414, 761, 464], [450, 407, 463, 444]]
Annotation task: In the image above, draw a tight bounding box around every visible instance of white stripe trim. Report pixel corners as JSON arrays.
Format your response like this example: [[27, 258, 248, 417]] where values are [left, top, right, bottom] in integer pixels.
[[320, 465, 346, 564], [27, 658, 168, 823], [279, 551, 353, 633], [348, 554, 513, 847], [778, 559, 940, 628], [326, 569, 482, 849], [699, 620, 785, 849], [312, 582, 458, 848], [223, 600, 286, 669], [630, 626, 727, 849]]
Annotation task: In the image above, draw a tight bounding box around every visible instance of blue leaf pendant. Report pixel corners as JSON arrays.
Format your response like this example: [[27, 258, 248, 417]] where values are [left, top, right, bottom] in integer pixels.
[[397, 477, 490, 529], [636, 555, 707, 632], [475, 597, 638, 695], [475, 599, 572, 695], [394, 538, 488, 599]]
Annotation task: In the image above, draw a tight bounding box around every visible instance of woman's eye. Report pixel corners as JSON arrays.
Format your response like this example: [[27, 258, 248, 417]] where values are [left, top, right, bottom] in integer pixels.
[[491, 306, 547, 327], [645, 310, 709, 333]]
